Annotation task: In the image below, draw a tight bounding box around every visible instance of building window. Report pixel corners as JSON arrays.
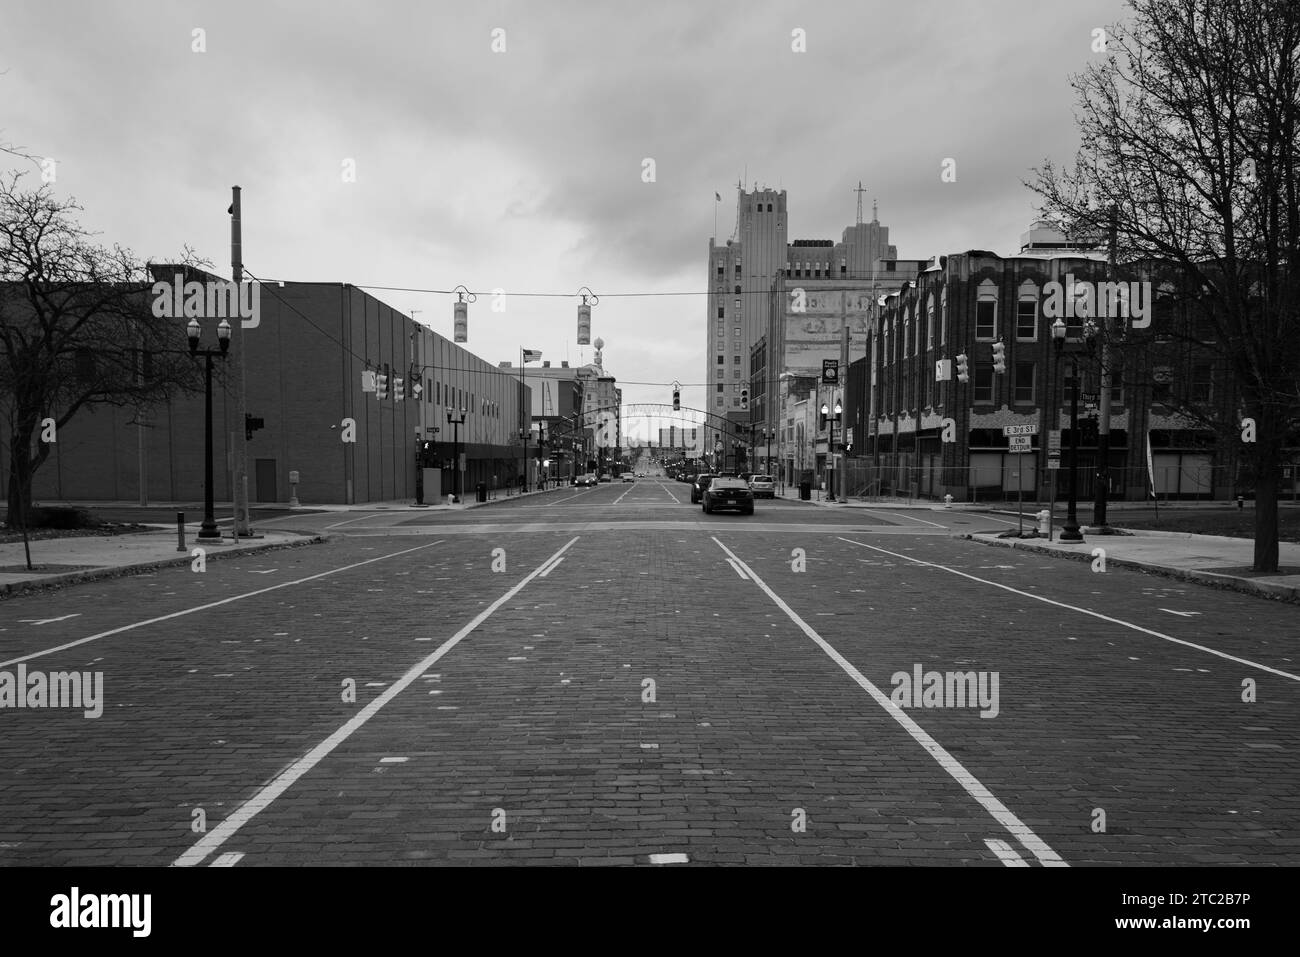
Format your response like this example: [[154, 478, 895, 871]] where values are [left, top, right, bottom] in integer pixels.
[[734, 298, 741, 310], [940, 287, 947, 345], [733, 355, 741, 364], [735, 263, 741, 277], [734, 285, 741, 295], [927, 297, 935, 348], [1191, 363, 1213, 403], [733, 327, 741, 337], [976, 300, 997, 340], [973, 364, 994, 404], [1017, 281, 1038, 340], [717, 355, 724, 365], [1109, 357, 1124, 405], [717, 264, 724, 277], [733, 369, 741, 378], [717, 306, 725, 319], [767, 203, 773, 211], [1013, 361, 1035, 404], [716, 384, 724, 393], [716, 396, 724, 407]]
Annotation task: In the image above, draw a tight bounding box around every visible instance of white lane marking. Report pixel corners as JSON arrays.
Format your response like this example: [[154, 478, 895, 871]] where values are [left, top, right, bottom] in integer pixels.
[[1159, 609, 1202, 617], [210, 852, 244, 867], [172, 536, 580, 867], [657, 481, 680, 504], [612, 485, 634, 505], [724, 557, 750, 580], [963, 513, 1023, 528], [250, 569, 278, 575], [839, 537, 1300, 683], [17, 614, 81, 625], [523, 490, 591, 507], [860, 509, 947, 530], [322, 512, 386, 530], [712, 537, 1067, 868], [538, 556, 565, 578], [0, 540, 446, 668], [985, 839, 1029, 867], [649, 852, 689, 864], [379, 757, 408, 764]]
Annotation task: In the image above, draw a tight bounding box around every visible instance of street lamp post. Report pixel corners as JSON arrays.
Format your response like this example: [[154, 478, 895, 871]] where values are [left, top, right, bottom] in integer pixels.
[[446, 406, 466, 502], [187, 317, 231, 540], [1052, 318, 1093, 543], [821, 399, 842, 502]]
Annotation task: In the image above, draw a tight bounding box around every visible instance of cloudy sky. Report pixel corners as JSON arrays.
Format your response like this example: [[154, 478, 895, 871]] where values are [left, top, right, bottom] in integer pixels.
[[2, 0, 1129, 417]]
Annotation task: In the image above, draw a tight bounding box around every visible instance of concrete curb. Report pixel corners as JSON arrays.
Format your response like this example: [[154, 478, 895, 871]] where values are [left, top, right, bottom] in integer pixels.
[[0, 532, 326, 602], [957, 533, 1300, 605]]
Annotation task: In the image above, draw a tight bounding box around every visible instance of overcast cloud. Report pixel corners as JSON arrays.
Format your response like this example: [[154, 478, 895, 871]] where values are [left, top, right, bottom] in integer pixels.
[[2, 0, 1130, 415]]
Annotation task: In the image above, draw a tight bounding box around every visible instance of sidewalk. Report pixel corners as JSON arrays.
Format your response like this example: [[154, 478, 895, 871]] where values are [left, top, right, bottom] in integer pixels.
[[0, 526, 322, 599], [962, 529, 1300, 603]]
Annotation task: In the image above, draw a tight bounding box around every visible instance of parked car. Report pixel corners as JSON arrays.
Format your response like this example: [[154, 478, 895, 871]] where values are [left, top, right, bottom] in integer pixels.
[[703, 476, 755, 515], [574, 473, 598, 487], [748, 474, 775, 499], [690, 473, 716, 504]]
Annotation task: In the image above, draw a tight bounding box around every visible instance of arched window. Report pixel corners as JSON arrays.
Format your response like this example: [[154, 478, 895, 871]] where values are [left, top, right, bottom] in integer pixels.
[[1016, 279, 1038, 340]]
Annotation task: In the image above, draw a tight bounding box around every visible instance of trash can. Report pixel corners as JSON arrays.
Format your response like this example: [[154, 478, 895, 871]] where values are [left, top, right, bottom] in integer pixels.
[[476, 482, 487, 503], [799, 481, 812, 501]]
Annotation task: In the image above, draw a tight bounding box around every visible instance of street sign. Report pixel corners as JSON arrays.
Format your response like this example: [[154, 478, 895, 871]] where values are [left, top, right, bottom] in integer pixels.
[[1009, 445, 1033, 454], [1047, 459, 1061, 469], [1047, 429, 1061, 452], [822, 359, 839, 383], [1008, 435, 1032, 449], [1003, 424, 1038, 436]]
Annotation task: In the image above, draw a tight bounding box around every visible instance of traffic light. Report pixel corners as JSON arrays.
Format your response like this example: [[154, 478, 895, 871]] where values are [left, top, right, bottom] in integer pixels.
[[672, 388, 680, 411], [245, 414, 265, 441], [740, 388, 749, 410], [956, 353, 970, 383], [393, 375, 404, 402], [991, 340, 1006, 374], [376, 369, 389, 399]]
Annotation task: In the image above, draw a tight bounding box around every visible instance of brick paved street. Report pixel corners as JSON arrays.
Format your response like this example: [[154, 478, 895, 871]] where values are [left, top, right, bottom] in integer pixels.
[[1, 480, 1296, 867]]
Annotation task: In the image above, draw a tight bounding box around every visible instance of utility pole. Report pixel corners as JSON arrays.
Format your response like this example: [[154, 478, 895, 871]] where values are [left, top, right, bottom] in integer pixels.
[[230, 187, 252, 536], [839, 322, 850, 502]]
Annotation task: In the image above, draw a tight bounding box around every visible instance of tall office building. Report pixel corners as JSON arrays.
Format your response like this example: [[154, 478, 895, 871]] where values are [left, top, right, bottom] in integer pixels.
[[706, 186, 788, 458]]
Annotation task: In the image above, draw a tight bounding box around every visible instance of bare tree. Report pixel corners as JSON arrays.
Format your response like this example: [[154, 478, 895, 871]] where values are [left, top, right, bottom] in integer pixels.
[[1030, 0, 1300, 572], [0, 171, 204, 551]]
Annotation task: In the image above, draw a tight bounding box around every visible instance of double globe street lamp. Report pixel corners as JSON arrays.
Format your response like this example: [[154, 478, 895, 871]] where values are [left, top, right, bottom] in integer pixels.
[[187, 316, 232, 540], [820, 399, 842, 503]]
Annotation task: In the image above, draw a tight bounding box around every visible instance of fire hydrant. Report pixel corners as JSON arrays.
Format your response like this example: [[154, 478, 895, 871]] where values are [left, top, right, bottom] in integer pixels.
[[1036, 509, 1051, 535], [943, 493, 953, 508]]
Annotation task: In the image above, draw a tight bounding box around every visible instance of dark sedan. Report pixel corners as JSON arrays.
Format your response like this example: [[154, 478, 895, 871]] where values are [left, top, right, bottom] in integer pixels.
[[702, 476, 754, 515], [689, 473, 715, 504]]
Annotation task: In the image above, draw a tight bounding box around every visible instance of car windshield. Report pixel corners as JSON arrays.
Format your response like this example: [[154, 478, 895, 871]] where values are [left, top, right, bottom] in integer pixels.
[[752, 475, 773, 482], [710, 478, 749, 489]]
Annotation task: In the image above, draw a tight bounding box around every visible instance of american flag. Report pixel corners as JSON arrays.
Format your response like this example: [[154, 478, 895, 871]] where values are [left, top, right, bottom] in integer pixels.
[[522, 349, 542, 362]]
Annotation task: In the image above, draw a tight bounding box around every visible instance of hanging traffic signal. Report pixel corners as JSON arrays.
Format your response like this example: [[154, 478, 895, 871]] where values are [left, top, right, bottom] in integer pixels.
[[376, 369, 389, 399], [393, 376, 405, 402], [991, 340, 1006, 375], [672, 388, 680, 411], [740, 388, 749, 410], [956, 353, 970, 383]]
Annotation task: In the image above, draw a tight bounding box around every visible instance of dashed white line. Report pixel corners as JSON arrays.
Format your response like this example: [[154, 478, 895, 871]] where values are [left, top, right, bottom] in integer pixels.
[[839, 537, 1300, 682], [171, 536, 580, 867], [538, 556, 566, 578], [712, 536, 1067, 868]]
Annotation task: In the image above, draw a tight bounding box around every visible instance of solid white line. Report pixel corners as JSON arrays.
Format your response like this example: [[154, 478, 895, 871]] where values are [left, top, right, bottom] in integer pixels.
[[724, 557, 749, 580], [210, 852, 244, 867], [649, 852, 689, 864], [860, 509, 947, 530], [711, 537, 1067, 868], [985, 839, 1029, 867], [838, 537, 1300, 683], [612, 485, 634, 505], [322, 513, 386, 530], [538, 556, 565, 578], [523, 490, 590, 507], [173, 535, 581, 867], [657, 481, 680, 504], [0, 541, 447, 669]]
